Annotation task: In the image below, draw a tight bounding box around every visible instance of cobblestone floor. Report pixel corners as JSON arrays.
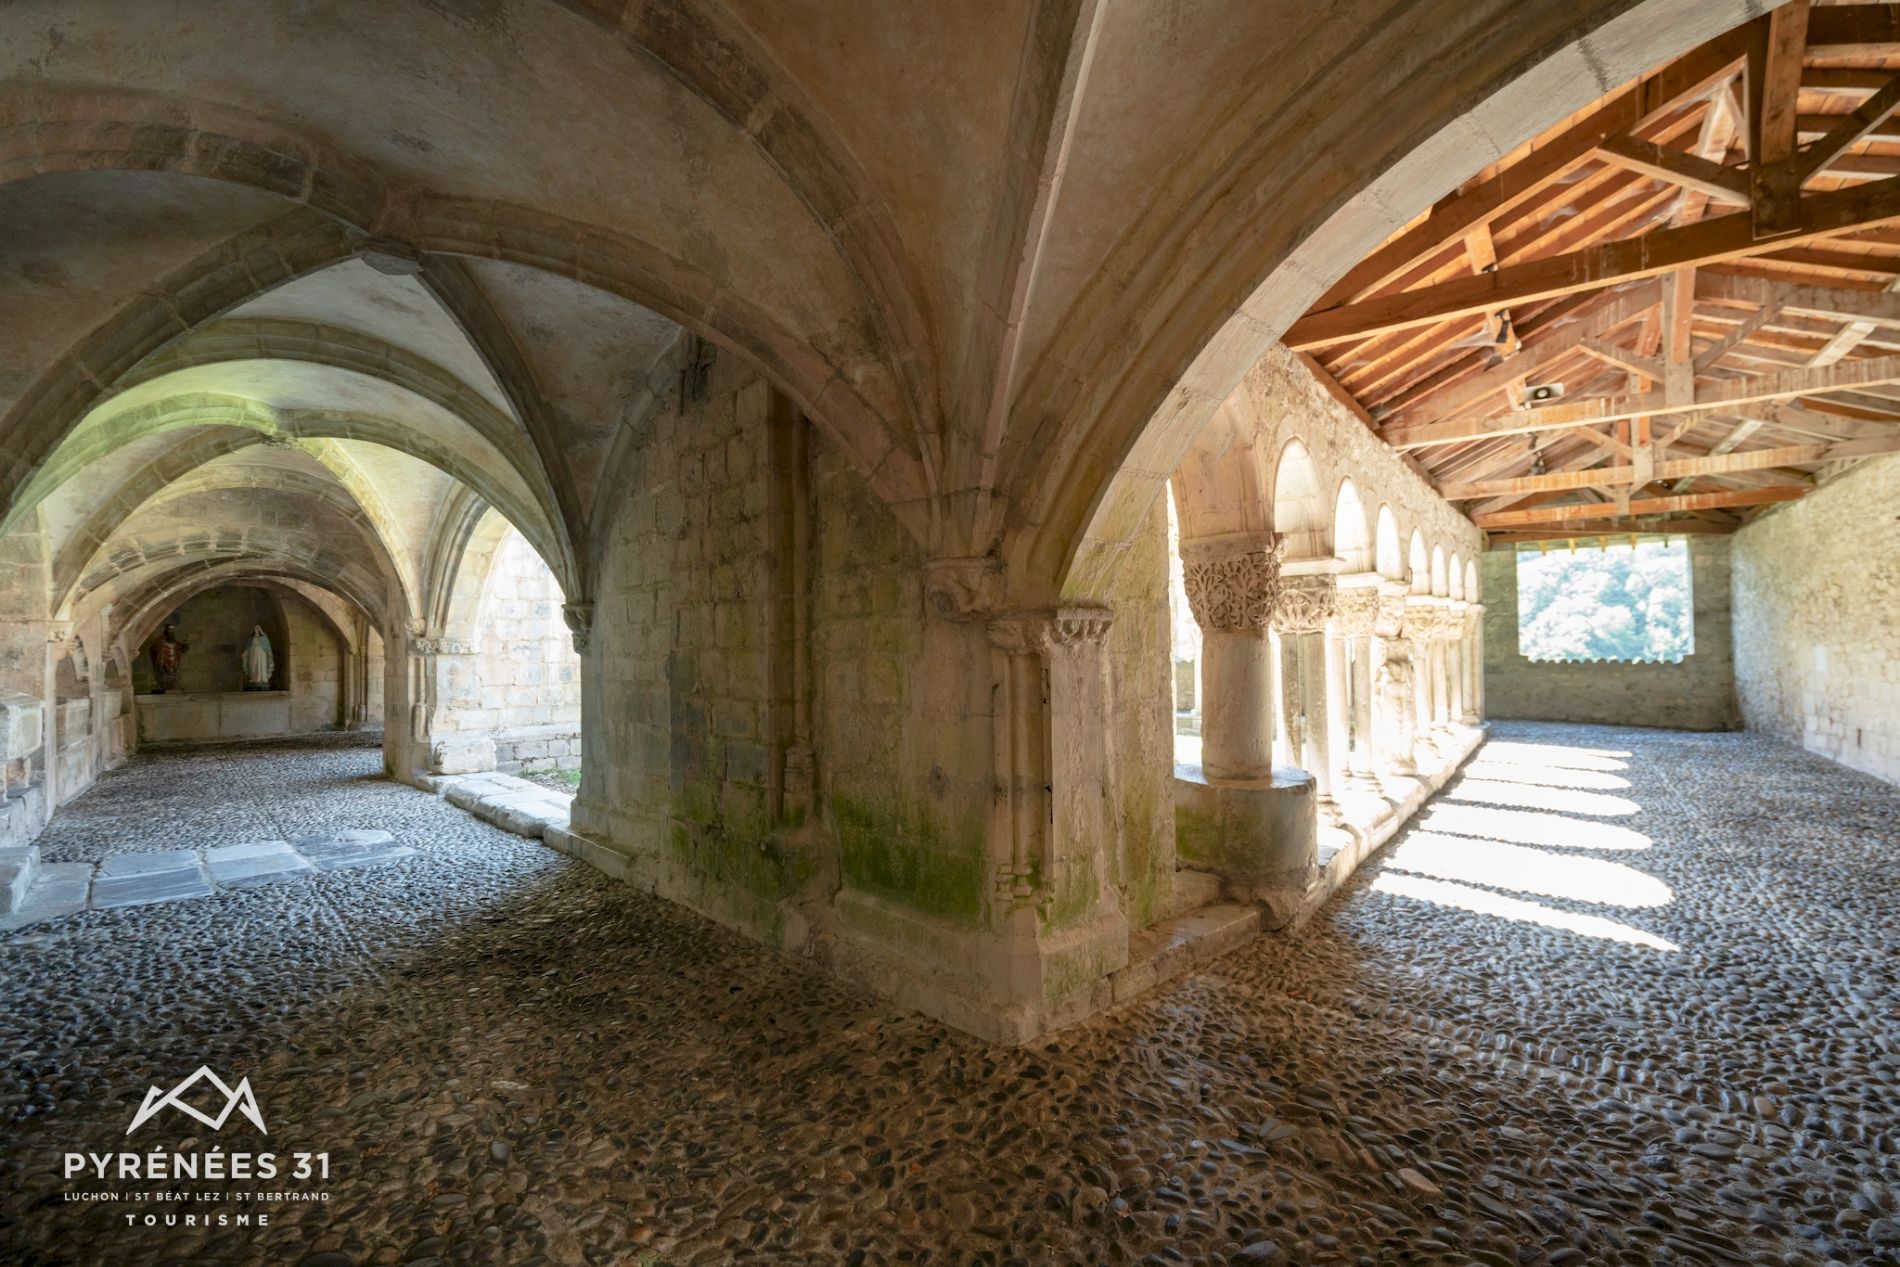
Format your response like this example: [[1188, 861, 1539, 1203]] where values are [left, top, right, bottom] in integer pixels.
[[1, 723, 1895, 1267]]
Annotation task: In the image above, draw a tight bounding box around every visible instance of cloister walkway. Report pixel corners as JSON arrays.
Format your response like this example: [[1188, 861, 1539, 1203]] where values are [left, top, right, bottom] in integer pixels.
[[1, 724, 1895, 1265]]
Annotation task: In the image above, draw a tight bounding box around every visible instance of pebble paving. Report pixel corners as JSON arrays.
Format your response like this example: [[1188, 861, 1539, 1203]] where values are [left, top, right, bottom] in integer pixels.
[[0, 723, 1896, 1266]]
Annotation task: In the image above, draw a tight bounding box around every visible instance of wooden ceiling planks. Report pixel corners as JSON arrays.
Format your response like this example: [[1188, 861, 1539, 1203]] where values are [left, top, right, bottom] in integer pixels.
[[1296, 6, 1900, 542]]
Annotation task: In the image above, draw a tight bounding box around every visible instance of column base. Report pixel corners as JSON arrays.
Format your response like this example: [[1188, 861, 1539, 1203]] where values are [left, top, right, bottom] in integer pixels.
[[1173, 763, 1318, 929]]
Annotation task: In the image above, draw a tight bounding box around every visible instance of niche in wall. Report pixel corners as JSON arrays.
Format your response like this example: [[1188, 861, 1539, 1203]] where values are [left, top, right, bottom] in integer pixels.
[[134, 585, 289, 695]]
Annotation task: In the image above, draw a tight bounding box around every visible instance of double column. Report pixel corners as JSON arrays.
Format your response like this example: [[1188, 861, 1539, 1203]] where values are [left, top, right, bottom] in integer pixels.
[[1180, 534, 1284, 781], [1271, 566, 1341, 815], [1332, 574, 1384, 795]]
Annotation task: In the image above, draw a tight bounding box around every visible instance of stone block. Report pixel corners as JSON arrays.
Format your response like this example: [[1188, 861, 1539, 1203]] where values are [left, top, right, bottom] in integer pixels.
[[98, 849, 198, 876], [0, 844, 38, 914], [430, 735, 498, 775], [206, 840, 314, 888], [1173, 766, 1318, 926], [93, 865, 212, 909], [1, 861, 91, 928]]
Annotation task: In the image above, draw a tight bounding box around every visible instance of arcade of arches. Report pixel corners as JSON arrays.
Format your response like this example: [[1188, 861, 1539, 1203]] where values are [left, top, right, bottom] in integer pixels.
[[2, 3, 1900, 1258]]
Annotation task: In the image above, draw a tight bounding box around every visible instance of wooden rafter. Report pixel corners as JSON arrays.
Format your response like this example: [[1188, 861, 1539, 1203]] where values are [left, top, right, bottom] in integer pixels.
[[1287, 174, 1900, 350], [1473, 486, 1807, 528], [1292, 10, 1900, 541], [1438, 434, 1900, 500]]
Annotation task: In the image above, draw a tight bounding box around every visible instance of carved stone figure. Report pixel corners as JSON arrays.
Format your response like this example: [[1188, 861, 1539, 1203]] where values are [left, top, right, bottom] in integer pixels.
[[149, 624, 188, 693], [241, 625, 275, 690]]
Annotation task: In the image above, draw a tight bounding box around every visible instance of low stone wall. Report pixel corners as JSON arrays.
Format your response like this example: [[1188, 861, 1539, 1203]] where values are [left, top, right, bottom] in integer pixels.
[[1481, 539, 1738, 731], [136, 691, 335, 743], [492, 726, 581, 775]]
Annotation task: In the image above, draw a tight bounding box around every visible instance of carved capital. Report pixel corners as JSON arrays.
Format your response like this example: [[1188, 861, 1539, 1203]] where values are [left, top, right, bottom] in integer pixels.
[[1332, 582, 1382, 637], [923, 555, 1003, 622], [1181, 534, 1283, 632], [1374, 580, 1410, 639], [986, 605, 1114, 656], [1272, 573, 1338, 634], [44, 620, 75, 645], [562, 602, 595, 654]]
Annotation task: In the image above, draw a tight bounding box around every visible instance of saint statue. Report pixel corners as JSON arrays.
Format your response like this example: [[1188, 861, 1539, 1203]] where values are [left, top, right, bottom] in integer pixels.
[[241, 625, 275, 691], [149, 624, 188, 694]]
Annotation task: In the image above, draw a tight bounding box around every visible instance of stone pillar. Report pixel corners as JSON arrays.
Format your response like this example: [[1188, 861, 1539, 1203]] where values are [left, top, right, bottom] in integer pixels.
[[1180, 535, 1282, 781], [405, 629, 494, 777], [1272, 568, 1339, 812], [983, 606, 1128, 1026], [1333, 574, 1383, 791], [1373, 582, 1417, 777], [1460, 605, 1485, 724]]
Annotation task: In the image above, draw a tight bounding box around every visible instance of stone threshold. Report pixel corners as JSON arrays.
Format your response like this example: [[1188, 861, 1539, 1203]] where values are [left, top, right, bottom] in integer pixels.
[[417, 770, 574, 840]]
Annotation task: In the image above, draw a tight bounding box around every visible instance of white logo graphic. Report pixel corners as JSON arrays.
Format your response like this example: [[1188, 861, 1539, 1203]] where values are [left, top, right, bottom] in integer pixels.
[[126, 1067, 268, 1136]]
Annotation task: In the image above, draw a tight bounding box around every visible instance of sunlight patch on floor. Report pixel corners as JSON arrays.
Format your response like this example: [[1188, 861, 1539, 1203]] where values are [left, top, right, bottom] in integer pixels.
[[1417, 802, 1652, 851], [1372, 871, 1678, 951], [1478, 741, 1631, 771], [1459, 760, 1633, 792], [1385, 832, 1673, 908], [1447, 779, 1641, 817]]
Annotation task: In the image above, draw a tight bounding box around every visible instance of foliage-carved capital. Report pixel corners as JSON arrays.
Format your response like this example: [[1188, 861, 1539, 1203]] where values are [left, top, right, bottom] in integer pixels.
[[1180, 534, 1283, 632]]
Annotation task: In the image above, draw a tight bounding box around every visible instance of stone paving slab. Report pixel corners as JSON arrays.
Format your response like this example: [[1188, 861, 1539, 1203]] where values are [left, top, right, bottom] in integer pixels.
[[0, 844, 36, 913], [97, 849, 198, 877], [91, 865, 212, 909], [4, 826, 418, 925], [0, 862, 89, 928], [206, 845, 315, 889]]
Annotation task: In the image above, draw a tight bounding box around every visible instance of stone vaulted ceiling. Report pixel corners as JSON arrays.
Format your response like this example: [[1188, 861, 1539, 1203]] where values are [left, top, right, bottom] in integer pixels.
[[0, 0, 1769, 626]]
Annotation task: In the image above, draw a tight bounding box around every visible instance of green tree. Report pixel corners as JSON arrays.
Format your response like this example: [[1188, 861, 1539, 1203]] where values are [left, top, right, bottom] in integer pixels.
[[1516, 542, 1692, 663]]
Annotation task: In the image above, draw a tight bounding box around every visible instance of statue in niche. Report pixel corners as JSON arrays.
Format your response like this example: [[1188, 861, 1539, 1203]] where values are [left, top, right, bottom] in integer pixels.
[[241, 625, 275, 691], [149, 624, 188, 694]]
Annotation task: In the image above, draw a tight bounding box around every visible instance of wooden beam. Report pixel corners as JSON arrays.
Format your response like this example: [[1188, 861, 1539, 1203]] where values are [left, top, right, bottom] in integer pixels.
[[1485, 521, 1736, 545], [1473, 486, 1806, 528], [1751, 1, 1809, 167], [1309, 26, 1752, 310], [1806, 5, 1900, 51], [1596, 135, 1749, 203], [1697, 271, 1900, 327], [1384, 284, 1661, 426], [1579, 338, 1663, 380], [1287, 175, 1900, 350], [1693, 297, 1783, 373], [1383, 349, 1900, 447], [1439, 434, 1900, 499], [1800, 73, 1900, 180]]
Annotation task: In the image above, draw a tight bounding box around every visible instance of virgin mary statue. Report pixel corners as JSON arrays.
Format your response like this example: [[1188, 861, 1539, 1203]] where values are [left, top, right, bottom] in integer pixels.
[[241, 625, 275, 690]]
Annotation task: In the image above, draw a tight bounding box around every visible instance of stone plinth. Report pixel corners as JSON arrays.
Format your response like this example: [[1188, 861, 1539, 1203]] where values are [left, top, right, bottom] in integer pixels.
[[1173, 763, 1318, 928], [136, 691, 303, 743]]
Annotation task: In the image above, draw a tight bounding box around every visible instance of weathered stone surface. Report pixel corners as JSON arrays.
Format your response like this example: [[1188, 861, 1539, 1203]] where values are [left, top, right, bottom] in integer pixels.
[[1734, 452, 1900, 784]]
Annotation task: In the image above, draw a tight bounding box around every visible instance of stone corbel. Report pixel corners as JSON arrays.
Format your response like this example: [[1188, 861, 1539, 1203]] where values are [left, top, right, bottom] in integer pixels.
[[923, 555, 1004, 622], [408, 637, 479, 656], [1180, 533, 1284, 632], [562, 602, 595, 654]]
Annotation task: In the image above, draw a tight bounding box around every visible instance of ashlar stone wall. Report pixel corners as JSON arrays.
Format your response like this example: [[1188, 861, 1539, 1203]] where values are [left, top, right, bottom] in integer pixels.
[[1482, 538, 1739, 731], [474, 530, 581, 773], [1733, 453, 1900, 784]]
